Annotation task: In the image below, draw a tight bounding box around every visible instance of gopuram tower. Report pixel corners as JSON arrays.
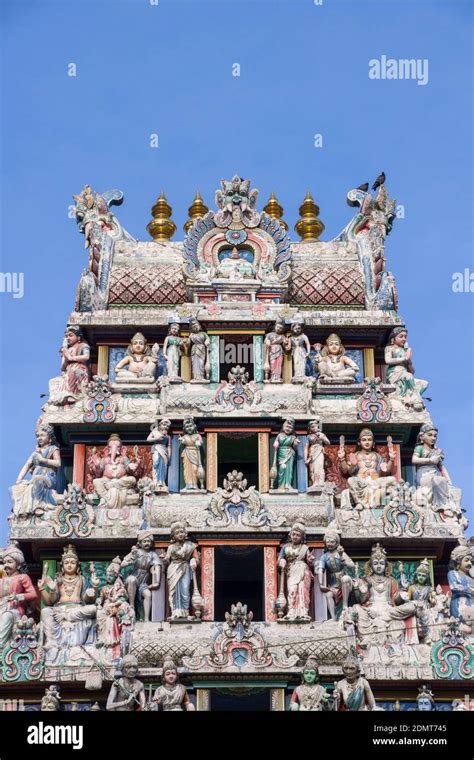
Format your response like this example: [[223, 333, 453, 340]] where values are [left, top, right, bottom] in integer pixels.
[[2, 175, 472, 711]]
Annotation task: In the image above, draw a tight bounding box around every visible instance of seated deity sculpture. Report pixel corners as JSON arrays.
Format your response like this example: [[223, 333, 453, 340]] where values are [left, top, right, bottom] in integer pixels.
[[115, 332, 157, 384], [39, 544, 99, 661], [12, 423, 61, 520], [448, 545, 474, 634], [384, 327, 427, 411], [217, 246, 255, 279], [120, 531, 163, 622], [338, 428, 397, 510], [289, 657, 329, 711], [152, 658, 195, 711], [96, 556, 135, 657], [412, 424, 463, 521], [0, 543, 37, 651], [89, 434, 140, 509], [278, 523, 313, 621], [314, 334, 359, 384]]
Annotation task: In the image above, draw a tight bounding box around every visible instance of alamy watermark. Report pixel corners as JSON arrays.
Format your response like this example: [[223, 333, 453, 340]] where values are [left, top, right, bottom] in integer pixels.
[[452, 268, 474, 293], [0, 272, 24, 298], [369, 55, 429, 86]]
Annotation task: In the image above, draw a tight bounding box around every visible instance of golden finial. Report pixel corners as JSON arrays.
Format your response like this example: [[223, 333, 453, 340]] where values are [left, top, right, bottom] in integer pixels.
[[147, 191, 177, 241], [263, 191, 288, 230], [183, 191, 209, 233], [294, 190, 325, 241]]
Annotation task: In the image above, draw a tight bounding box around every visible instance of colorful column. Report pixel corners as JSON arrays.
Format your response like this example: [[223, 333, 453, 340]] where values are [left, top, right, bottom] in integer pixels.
[[181, 332, 191, 381], [264, 546, 278, 622], [210, 334, 220, 382], [253, 335, 264, 383], [206, 432, 218, 492], [363, 348, 375, 379], [168, 435, 181, 493], [258, 432, 270, 493], [296, 435, 308, 492], [201, 546, 214, 621], [97, 345, 109, 377], [73, 444, 86, 487]]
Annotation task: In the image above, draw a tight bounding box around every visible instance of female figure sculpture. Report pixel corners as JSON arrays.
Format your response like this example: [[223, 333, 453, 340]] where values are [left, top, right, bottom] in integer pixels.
[[0, 543, 37, 650], [186, 318, 210, 382], [147, 418, 172, 491], [399, 558, 437, 643], [115, 332, 157, 383], [304, 418, 330, 489], [106, 654, 146, 711], [314, 334, 359, 384], [333, 657, 376, 711], [278, 523, 313, 621], [179, 417, 205, 491], [412, 424, 454, 514], [97, 556, 135, 657], [163, 523, 200, 620], [162, 322, 184, 381], [448, 545, 474, 633], [317, 531, 354, 621], [59, 325, 90, 401], [152, 659, 195, 711], [271, 417, 299, 491], [289, 657, 329, 711], [384, 327, 427, 411], [289, 319, 310, 381], [264, 319, 290, 383], [338, 428, 397, 510], [14, 423, 61, 519]]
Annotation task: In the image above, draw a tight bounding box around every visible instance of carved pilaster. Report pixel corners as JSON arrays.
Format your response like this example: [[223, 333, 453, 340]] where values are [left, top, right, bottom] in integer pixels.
[[258, 432, 270, 493], [363, 347, 375, 378], [206, 432, 218, 491], [201, 546, 214, 621], [196, 688, 211, 711], [97, 345, 109, 377], [264, 546, 278, 622], [270, 687, 285, 711], [73, 444, 85, 487]]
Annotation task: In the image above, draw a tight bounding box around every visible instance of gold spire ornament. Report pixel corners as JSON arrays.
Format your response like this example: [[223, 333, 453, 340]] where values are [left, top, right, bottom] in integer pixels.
[[184, 191, 209, 233], [294, 191, 325, 241], [147, 191, 177, 241], [263, 191, 288, 230]]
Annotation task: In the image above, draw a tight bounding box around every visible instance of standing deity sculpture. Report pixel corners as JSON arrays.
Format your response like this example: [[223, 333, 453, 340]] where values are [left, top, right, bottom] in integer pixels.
[[412, 424, 458, 517], [96, 556, 135, 656], [58, 325, 91, 403], [338, 428, 397, 510], [289, 318, 310, 382], [106, 654, 146, 711], [115, 332, 157, 384], [13, 423, 61, 520], [448, 545, 474, 634], [305, 419, 330, 490], [90, 434, 140, 509], [399, 558, 437, 643], [314, 334, 359, 384], [179, 417, 205, 491], [416, 685, 436, 711], [41, 685, 61, 711], [39, 544, 99, 657], [271, 417, 299, 492], [317, 531, 354, 621], [162, 522, 200, 620], [333, 657, 376, 711], [162, 322, 184, 381], [384, 327, 427, 411], [0, 543, 37, 651], [147, 418, 172, 492], [264, 319, 290, 383], [186, 318, 210, 382], [120, 531, 163, 622], [289, 657, 329, 711], [277, 523, 313, 621], [152, 658, 195, 711]]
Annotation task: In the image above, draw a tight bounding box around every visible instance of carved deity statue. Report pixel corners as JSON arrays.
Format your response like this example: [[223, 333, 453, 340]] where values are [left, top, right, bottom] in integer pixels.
[[147, 418, 172, 491], [162, 522, 200, 620], [333, 657, 376, 711], [115, 332, 157, 384], [271, 417, 299, 492], [416, 685, 436, 712], [106, 654, 146, 711], [289, 318, 310, 382], [399, 558, 437, 643], [412, 424, 460, 519], [162, 322, 184, 381], [39, 544, 99, 658], [338, 428, 397, 510], [305, 418, 330, 489], [289, 657, 329, 711], [384, 327, 427, 411], [97, 556, 135, 656], [186, 318, 210, 382], [120, 531, 163, 622], [90, 434, 140, 509], [179, 417, 205, 491], [314, 334, 359, 384], [264, 319, 290, 383], [13, 423, 61, 520], [41, 685, 61, 711], [58, 325, 91, 403], [278, 523, 313, 621], [448, 545, 474, 634], [317, 531, 354, 621], [0, 543, 37, 651], [152, 659, 195, 711]]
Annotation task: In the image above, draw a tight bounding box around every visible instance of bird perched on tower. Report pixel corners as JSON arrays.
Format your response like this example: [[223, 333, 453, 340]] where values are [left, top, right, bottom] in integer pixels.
[[372, 172, 386, 191]]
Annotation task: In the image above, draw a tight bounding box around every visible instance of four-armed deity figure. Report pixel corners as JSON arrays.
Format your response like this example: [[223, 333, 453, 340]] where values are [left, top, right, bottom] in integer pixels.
[[120, 531, 163, 622], [264, 319, 290, 383], [314, 333, 359, 384], [305, 418, 330, 490], [115, 332, 157, 383], [289, 657, 329, 711], [448, 545, 474, 634], [338, 428, 397, 510], [317, 531, 355, 621], [179, 417, 205, 491], [162, 522, 200, 620], [106, 654, 146, 712], [186, 318, 210, 382], [384, 326, 427, 411], [412, 424, 457, 516], [58, 324, 91, 402], [147, 418, 172, 491], [90, 434, 140, 509], [333, 657, 376, 711], [96, 556, 135, 657], [271, 417, 299, 491], [0, 543, 37, 651], [152, 658, 195, 711], [13, 423, 61, 520], [162, 322, 184, 381], [278, 523, 313, 621], [289, 318, 310, 382]]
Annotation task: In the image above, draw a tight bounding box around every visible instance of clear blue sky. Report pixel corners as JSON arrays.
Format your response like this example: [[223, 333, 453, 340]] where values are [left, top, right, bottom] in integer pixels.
[[1, 0, 472, 544]]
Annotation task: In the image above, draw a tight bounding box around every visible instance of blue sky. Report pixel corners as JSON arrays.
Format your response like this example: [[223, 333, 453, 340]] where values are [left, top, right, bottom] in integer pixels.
[[1, 0, 472, 544]]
